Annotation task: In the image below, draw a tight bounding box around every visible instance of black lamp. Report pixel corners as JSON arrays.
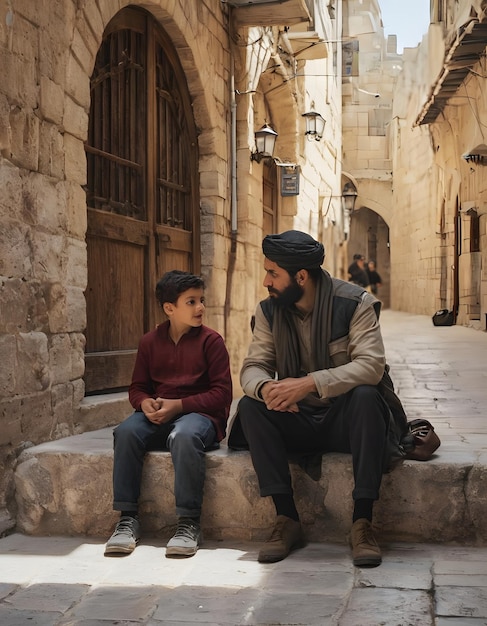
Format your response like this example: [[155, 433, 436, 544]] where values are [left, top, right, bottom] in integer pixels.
[[302, 110, 326, 141], [251, 124, 278, 162], [342, 182, 358, 212]]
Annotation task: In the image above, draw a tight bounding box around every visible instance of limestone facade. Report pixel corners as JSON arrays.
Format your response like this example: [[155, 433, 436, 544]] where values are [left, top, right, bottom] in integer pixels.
[[390, 0, 487, 327], [0, 0, 350, 533]]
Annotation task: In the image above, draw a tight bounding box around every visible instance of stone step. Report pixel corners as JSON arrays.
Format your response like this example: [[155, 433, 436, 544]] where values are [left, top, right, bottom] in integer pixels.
[[14, 426, 487, 545]]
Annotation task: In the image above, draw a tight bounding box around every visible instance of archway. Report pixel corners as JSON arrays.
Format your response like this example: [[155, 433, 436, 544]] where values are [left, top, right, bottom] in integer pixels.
[[349, 207, 390, 308]]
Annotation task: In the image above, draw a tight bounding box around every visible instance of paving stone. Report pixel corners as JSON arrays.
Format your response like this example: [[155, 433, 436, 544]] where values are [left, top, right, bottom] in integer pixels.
[[435, 575, 487, 587], [435, 586, 487, 618], [434, 559, 487, 575], [3, 582, 88, 612], [249, 591, 345, 626], [0, 606, 62, 625], [65, 586, 162, 621], [150, 587, 258, 624], [338, 588, 432, 626], [436, 619, 487, 625], [355, 559, 433, 590], [0, 583, 17, 600], [265, 569, 353, 595]]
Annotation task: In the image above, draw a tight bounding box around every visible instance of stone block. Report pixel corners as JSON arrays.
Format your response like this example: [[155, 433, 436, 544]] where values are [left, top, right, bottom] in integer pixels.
[[51, 382, 76, 438], [49, 334, 73, 385], [24, 172, 66, 232], [0, 94, 11, 157], [0, 278, 49, 335], [74, 392, 131, 433], [63, 96, 88, 141], [39, 76, 64, 125], [64, 182, 87, 238], [38, 122, 65, 179], [47, 284, 86, 334], [0, 335, 17, 395], [70, 334, 86, 382], [0, 390, 52, 446], [0, 48, 37, 108], [65, 55, 90, 110], [64, 134, 87, 185], [465, 464, 487, 542], [13, 427, 487, 545], [17, 332, 50, 392], [0, 221, 31, 280], [65, 238, 87, 288], [70, 28, 93, 75], [10, 109, 39, 171]]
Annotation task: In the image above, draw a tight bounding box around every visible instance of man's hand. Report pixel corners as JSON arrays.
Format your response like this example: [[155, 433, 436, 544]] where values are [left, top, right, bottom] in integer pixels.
[[141, 397, 182, 424], [261, 376, 316, 412]]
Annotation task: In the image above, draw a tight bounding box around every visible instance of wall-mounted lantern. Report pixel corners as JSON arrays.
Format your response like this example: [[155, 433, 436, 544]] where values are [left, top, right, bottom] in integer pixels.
[[302, 110, 326, 141], [342, 182, 358, 212], [251, 124, 278, 162]]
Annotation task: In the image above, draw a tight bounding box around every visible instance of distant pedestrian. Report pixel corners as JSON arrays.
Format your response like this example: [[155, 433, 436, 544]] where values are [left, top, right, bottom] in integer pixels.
[[366, 261, 382, 296], [348, 254, 369, 289]]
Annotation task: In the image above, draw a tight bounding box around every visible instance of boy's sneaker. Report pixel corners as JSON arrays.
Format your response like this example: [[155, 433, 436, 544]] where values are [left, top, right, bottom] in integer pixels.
[[166, 517, 201, 558], [104, 516, 141, 556]]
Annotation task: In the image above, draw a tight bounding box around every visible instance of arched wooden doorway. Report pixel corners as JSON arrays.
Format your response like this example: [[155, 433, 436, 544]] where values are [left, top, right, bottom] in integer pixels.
[[84, 7, 199, 394]]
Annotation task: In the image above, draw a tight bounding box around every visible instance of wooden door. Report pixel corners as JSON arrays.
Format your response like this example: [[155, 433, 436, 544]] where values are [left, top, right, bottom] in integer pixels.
[[84, 8, 199, 394], [263, 161, 278, 235]]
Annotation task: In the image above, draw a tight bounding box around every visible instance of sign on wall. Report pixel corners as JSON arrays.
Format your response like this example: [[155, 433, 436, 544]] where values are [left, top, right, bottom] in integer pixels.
[[280, 165, 300, 196]]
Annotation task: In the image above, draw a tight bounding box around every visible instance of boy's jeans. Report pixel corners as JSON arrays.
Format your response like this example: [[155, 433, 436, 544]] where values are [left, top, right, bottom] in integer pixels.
[[112, 411, 217, 518]]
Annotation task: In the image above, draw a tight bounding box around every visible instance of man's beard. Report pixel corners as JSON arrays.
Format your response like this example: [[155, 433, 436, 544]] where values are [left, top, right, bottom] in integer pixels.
[[268, 278, 304, 307]]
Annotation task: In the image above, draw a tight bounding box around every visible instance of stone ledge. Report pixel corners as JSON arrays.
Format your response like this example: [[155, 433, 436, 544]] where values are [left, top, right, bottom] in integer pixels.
[[13, 427, 487, 545]]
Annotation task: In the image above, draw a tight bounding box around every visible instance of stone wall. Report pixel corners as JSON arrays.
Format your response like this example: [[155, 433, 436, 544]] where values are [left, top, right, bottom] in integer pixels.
[[0, 0, 235, 534]]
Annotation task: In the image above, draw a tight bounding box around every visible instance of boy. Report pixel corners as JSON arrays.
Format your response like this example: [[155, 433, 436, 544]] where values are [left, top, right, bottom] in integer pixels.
[[104, 270, 232, 558]]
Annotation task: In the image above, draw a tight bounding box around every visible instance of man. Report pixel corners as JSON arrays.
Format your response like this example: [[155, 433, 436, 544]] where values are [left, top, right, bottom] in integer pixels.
[[104, 270, 232, 558], [348, 253, 369, 289], [236, 230, 390, 567], [366, 260, 383, 295]]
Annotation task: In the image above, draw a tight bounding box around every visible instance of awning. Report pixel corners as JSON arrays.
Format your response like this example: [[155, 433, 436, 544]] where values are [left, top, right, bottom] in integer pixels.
[[416, 18, 487, 126]]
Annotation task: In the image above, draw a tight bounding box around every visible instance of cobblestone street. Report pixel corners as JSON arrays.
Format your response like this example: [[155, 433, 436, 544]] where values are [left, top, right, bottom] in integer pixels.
[[1, 310, 487, 624]]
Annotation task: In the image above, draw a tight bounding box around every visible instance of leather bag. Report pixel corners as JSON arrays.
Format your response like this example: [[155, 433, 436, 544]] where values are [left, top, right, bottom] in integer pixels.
[[405, 418, 441, 461], [432, 309, 454, 326]]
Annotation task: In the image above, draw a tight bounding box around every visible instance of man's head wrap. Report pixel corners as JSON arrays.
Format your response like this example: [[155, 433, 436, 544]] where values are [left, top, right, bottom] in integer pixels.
[[262, 230, 325, 273]]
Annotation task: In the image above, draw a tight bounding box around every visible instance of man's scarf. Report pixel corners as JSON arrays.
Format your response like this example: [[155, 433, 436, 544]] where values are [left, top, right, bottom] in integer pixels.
[[272, 269, 334, 378]]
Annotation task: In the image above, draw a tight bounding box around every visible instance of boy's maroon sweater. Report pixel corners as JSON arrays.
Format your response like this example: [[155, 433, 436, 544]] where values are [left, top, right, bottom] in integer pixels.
[[129, 321, 233, 441]]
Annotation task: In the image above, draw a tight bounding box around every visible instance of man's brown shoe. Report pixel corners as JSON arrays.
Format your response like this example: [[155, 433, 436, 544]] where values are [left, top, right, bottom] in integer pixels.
[[258, 515, 305, 563], [351, 518, 382, 567]]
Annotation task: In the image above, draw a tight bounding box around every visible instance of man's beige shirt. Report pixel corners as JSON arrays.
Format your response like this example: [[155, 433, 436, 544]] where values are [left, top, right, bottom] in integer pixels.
[[240, 291, 386, 408]]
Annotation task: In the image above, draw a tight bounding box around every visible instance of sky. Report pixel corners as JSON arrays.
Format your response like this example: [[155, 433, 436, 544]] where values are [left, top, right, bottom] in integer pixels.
[[379, 1, 431, 53]]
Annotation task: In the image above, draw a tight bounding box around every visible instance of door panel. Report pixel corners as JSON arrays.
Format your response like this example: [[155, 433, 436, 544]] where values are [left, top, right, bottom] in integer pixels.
[[84, 233, 145, 391]]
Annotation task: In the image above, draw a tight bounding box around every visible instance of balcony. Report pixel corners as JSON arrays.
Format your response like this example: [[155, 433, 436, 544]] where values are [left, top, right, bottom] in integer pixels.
[[225, 0, 312, 28]]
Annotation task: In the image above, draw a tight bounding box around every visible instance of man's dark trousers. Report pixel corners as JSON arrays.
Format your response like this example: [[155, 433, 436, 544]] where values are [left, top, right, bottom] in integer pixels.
[[238, 385, 388, 501]]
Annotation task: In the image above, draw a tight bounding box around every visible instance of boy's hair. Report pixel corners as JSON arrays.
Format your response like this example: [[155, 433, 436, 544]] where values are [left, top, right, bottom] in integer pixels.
[[155, 270, 204, 305]]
